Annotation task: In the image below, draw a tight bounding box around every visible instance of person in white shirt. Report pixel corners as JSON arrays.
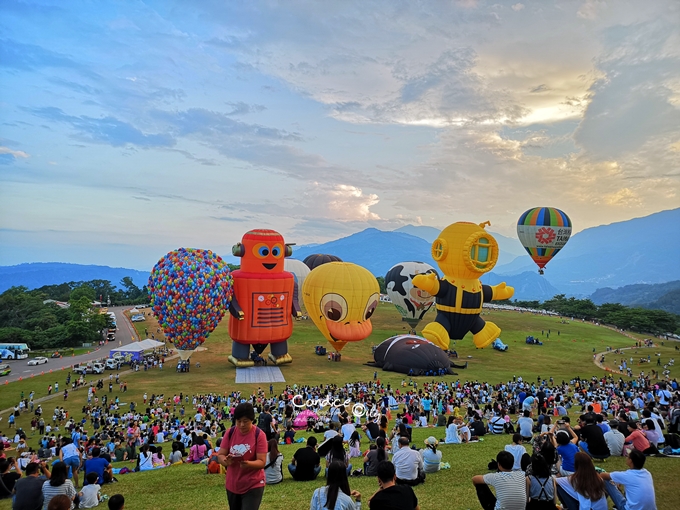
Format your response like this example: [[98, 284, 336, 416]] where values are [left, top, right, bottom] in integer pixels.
[[444, 416, 461, 444], [392, 437, 424, 486], [504, 434, 527, 471], [555, 452, 608, 510], [341, 418, 356, 442], [604, 420, 625, 457], [78, 472, 101, 508], [600, 449, 656, 510], [324, 422, 340, 442]]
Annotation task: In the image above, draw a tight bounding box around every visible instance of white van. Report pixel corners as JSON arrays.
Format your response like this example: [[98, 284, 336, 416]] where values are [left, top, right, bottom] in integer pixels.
[[105, 359, 120, 370]]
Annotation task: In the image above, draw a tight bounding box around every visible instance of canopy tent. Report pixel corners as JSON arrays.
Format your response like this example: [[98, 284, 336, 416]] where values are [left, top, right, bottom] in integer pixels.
[[137, 339, 165, 350], [110, 344, 144, 353], [129, 308, 140, 314]]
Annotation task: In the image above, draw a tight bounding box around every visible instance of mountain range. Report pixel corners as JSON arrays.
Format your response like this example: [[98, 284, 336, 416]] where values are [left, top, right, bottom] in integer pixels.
[[1, 208, 678, 304], [0, 263, 150, 294]]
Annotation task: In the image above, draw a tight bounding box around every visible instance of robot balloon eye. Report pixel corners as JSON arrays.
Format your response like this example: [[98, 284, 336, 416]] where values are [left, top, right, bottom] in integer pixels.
[[271, 245, 282, 258], [320, 293, 347, 322], [253, 243, 271, 258], [259, 246, 270, 257]]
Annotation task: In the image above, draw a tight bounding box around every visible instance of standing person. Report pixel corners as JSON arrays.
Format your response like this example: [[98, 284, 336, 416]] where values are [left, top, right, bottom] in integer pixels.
[[368, 461, 419, 510], [216, 402, 267, 510], [58, 439, 81, 490], [599, 449, 657, 510], [257, 407, 274, 441], [555, 453, 607, 510], [472, 451, 526, 510], [41, 462, 77, 510], [310, 461, 362, 510]]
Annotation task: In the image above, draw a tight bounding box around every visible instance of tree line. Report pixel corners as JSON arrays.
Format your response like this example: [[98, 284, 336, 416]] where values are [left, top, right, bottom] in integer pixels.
[[0, 278, 149, 350], [508, 294, 679, 336]]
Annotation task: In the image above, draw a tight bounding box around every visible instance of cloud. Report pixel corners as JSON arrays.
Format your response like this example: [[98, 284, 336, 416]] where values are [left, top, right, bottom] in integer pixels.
[[512, 4, 525, 12], [225, 101, 266, 115], [0, 39, 96, 78], [574, 18, 680, 160], [25, 107, 175, 148], [0, 146, 29, 159]]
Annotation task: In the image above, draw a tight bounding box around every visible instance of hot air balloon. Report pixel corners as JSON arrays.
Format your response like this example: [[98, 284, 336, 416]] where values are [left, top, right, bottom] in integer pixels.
[[385, 262, 439, 333], [412, 222, 514, 351], [148, 248, 233, 361], [227, 229, 301, 367], [284, 259, 310, 310], [302, 262, 379, 353], [303, 254, 342, 271], [516, 207, 572, 274]]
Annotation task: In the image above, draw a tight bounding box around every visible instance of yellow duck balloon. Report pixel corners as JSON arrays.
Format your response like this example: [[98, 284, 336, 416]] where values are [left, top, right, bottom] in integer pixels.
[[302, 262, 380, 352], [412, 221, 514, 350]]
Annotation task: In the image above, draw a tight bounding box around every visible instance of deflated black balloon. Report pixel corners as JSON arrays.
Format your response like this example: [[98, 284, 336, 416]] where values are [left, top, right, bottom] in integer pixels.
[[303, 254, 342, 270], [371, 335, 454, 376]]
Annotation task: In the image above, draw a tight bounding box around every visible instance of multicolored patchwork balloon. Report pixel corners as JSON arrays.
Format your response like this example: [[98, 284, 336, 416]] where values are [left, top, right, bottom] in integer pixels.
[[148, 248, 233, 360]]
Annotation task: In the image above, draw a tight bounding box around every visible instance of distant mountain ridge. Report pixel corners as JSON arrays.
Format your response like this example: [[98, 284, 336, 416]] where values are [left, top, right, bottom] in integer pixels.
[[0, 263, 150, 293], [3, 209, 678, 305], [590, 281, 680, 315]]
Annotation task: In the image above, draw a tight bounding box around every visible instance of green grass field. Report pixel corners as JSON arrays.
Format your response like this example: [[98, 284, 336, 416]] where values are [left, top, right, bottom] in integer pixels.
[[1, 304, 678, 509]]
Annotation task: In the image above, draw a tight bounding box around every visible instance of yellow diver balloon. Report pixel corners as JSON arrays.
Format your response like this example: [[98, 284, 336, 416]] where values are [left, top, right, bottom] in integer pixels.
[[412, 221, 514, 351], [302, 262, 380, 352]]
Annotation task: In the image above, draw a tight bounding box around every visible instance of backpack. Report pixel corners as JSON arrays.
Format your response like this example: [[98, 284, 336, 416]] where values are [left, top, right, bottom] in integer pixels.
[[664, 433, 680, 450], [207, 454, 221, 474]]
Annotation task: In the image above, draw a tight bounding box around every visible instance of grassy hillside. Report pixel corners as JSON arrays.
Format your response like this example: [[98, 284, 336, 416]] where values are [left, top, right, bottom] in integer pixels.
[[1, 304, 677, 510]]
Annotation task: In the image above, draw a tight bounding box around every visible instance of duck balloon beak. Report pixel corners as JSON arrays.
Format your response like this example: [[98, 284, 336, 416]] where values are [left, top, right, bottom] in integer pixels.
[[327, 320, 373, 345]]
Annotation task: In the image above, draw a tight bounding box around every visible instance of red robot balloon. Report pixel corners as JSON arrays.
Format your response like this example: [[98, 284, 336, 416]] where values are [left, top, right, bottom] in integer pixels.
[[228, 229, 301, 367]]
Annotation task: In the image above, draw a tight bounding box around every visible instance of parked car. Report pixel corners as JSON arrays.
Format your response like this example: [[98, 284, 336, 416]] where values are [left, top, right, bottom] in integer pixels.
[[105, 359, 120, 370], [28, 356, 48, 366], [130, 315, 146, 322], [0, 364, 11, 377], [73, 363, 105, 375]]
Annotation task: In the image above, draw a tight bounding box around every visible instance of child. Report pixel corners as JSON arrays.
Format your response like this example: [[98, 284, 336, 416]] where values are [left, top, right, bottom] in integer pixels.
[[152, 445, 166, 467], [79, 472, 101, 508], [348, 430, 362, 458]]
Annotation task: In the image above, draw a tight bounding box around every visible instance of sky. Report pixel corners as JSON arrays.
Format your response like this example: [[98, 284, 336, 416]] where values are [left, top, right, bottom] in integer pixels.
[[1, 0, 679, 271]]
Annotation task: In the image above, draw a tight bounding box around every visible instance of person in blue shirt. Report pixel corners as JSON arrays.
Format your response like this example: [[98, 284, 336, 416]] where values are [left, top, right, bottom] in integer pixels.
[[84, 447, 112, 486]]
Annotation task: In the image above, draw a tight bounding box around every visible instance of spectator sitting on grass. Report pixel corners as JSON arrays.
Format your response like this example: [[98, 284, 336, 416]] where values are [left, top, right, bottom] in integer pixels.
[[108, 494, 125, 510], [555, 452, 607, 510], [310, 460, 361, 510], [472, 451, 526, 510], [78, 472, 101, 509], [504, 434, 528, 471]]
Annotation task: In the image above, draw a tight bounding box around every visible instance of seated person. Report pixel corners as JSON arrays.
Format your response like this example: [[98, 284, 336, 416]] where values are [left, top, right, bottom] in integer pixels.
[[599, 448, 656, 510], [283, 425, 296, 444], [368, 461, 419, 510], [78, 472, 101, 509], [504, 434, 528, 471], [392, 437, 424, 486], [84, 447, 112, 485], [288, 436, 321, 481], [470, 415, 487, 437], [472, 451, 527, 510], [517, 410, 534, 440], [555, 453, 607, 510], [363, 437, 388, 477], [421, 437, 442, 474], [444, 416, 461, 444], [362, 421, 380, 442]]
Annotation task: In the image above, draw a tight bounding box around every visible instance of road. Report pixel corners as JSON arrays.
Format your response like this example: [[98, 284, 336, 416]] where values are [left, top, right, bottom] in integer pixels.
[[1, 305, 144, 384]]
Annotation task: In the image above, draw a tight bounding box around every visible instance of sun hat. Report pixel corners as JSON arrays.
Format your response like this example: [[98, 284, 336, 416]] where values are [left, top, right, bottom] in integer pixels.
[[424, 436, 438, 446]]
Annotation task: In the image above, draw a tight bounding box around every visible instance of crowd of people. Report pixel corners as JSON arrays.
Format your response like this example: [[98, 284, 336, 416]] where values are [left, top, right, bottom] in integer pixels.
[[1, 364, 677, 509]]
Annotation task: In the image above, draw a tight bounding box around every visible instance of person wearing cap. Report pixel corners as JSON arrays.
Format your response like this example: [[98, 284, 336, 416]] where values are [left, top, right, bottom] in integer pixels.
[[421, 437, 442, 474], [604, 420, 625, 457]]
